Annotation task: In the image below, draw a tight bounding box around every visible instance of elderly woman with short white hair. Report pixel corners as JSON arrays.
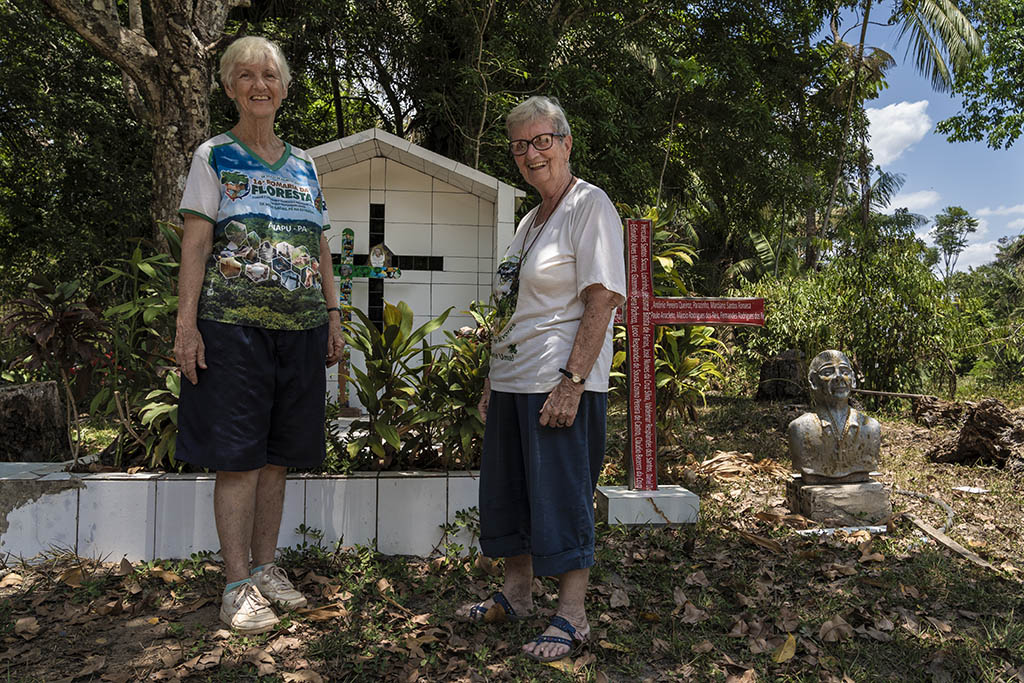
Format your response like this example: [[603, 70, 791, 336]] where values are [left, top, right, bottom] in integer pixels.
[[174, 35, 343, 633], [457, 96, 626, 662]]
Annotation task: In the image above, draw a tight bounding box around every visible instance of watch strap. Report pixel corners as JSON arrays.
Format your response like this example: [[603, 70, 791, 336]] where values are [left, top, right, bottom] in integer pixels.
[[559, 367, 586, 384]]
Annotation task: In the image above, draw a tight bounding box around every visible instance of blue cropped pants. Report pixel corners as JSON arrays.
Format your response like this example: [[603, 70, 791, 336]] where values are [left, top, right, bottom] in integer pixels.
[[478, 390, 607, 577]]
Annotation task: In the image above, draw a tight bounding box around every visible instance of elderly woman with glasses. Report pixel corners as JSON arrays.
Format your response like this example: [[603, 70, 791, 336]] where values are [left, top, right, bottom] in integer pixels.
[[456, 96, 626, 662], [174, 36, 343, 634]]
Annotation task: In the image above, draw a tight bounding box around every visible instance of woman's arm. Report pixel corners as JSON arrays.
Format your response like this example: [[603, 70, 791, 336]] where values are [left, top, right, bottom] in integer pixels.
[[319, 232, 344, 366], [538, 283, 623, 427], [174, 215, 214, 385]]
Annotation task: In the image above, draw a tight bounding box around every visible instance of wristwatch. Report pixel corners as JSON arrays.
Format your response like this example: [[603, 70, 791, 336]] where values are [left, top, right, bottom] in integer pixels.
[[559, 367, 586, 385]]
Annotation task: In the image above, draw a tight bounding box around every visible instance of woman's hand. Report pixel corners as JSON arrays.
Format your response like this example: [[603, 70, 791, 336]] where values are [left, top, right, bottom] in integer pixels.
[[174, 324, 207, 385], [539, 377, 585, 428], [325, 312, 344, 367], [478, 378, 491, 424]]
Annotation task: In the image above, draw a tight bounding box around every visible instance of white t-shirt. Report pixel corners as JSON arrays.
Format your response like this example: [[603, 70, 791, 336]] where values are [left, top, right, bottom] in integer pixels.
[[488, 179, 626, 393]]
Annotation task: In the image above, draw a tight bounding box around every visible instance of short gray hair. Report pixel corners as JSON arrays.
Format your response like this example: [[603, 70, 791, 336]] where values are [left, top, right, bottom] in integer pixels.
[[506, 96, 571, 136], [220, 36, 292, 90]]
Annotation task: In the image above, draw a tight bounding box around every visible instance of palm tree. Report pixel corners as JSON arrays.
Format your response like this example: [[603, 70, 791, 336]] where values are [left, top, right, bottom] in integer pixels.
[[811, 0, 983, 269]]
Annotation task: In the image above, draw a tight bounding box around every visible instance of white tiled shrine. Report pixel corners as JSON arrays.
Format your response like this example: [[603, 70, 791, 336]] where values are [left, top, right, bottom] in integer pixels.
[[307, 129, 525, 406]]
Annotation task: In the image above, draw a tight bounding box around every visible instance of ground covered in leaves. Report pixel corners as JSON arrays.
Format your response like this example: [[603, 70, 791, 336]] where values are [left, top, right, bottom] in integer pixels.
[[2, 397, 1024, 682]]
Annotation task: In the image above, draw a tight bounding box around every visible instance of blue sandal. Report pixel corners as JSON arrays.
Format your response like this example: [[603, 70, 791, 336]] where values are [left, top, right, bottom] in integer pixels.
[[524, 615, 588, 662], [463, 591, 525, 622]]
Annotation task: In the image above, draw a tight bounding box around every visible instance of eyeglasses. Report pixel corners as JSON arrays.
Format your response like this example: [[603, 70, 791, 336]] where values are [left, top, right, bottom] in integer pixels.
[[508, 133, 566, 156]]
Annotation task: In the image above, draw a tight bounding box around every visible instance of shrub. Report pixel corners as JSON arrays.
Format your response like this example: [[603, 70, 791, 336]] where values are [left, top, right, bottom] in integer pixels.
[[735, 235, 957, 395]]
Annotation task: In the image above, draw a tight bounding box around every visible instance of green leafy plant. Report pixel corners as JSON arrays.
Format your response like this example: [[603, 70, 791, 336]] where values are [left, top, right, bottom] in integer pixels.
[[91, 223, 180, 465], [413, 301, 493, 469], [341, 301, 451, 468], [611, 323, 725, 440], [137, 369, 180, 469], [1, 274, 111, 464]]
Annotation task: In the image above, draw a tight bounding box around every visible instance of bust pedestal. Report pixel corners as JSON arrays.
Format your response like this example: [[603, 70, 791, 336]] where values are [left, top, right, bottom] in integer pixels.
[[786, 473, 891, 527]]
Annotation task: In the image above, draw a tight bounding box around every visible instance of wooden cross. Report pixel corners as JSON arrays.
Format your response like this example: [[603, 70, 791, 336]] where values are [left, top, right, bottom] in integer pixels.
[[621, 218, 765, 490]]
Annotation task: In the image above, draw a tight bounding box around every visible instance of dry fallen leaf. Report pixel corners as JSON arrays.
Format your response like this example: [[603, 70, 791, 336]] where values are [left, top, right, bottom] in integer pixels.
[[299, 603, 349, 621], [0, 573, 23, 589], [686, 570, 710, 587], [728, 618, 749, 638], [75, 655, 105, 678], [680, 602, 709, 624], [725, 670, 759, 682], [735, 529, 784, 554], [475, 556, 501, 576], [243, 647, 276, 676], [483, 602, 508, 624], [819, 615, 854, 642], [598, 639, 630, 653], [772, 634, 797, 663], [15, 616, 40, 640], [59, 567, 85, 587], [544, 658, 574, 672], [181, 646, 223, 671], [282, 673, 325, 683], [149, 568, 184, 584], [925, 616, 952, 634], [692, 640, 715, 654]]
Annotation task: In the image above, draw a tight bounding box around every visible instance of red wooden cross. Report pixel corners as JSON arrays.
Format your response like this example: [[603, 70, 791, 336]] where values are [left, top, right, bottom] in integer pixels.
[[620, 218, 765, 490]]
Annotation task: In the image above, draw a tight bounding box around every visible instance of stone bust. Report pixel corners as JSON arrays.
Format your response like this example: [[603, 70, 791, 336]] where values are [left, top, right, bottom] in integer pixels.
[[787, 350, 881, 484]]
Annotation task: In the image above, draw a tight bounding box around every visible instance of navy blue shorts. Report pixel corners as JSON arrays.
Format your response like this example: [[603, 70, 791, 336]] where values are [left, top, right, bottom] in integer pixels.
[[478, 390, 607, 576], [175, 319, 328, 472]]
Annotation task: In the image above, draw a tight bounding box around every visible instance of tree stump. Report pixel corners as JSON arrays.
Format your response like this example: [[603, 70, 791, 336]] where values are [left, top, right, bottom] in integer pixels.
[[912, 396, 966, 428], [0, 381, 70, 462], [925, 398, 1024, 470], [756, 349, 806, 401]]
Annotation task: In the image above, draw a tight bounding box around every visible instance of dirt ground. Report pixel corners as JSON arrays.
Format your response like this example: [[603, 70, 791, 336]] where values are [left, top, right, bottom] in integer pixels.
[[2, 397, 1022, 682]]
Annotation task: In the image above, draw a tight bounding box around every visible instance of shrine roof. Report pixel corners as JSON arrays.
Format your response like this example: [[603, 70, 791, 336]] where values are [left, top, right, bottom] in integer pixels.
[[308, 128, 526, 204]]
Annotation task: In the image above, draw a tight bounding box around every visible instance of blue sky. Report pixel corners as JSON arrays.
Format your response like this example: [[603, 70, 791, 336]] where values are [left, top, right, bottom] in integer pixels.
[[860, 28, 1024, 271]]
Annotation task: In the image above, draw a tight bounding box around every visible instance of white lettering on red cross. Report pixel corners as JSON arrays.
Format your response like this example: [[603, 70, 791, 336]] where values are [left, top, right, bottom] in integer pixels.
[[620, 219, 765, 491]]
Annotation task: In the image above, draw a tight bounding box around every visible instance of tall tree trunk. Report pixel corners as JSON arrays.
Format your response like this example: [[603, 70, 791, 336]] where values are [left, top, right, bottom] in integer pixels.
[[41, 0, 248, 240], [328, 39, 346, 139], [814, 0, 873, 270]]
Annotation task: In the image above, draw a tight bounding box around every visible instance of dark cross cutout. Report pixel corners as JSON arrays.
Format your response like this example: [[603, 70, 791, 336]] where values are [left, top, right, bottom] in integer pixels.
[[620, 218, 765, 490], [331, 203, 445, 328]]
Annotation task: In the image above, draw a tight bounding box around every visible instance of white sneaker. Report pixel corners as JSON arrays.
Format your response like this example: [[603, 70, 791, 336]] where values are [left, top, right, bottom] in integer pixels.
[[251, 564, 308, 610], [220, 581, 279, 634]]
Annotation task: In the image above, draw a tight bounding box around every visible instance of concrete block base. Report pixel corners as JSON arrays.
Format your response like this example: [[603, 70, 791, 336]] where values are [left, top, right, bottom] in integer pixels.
[[786, 476, 892, 526], [596, 485, 699, 526]]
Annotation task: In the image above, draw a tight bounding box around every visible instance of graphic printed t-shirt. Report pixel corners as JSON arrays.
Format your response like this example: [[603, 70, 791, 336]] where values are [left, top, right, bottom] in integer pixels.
[[488, 180, 626, 393], [179, 132, 330, 331]]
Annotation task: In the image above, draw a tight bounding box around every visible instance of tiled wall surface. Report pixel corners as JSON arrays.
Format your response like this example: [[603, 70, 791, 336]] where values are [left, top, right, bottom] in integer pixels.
[[322, 156, 510, 407], [0, 471, 480, 563], [322, 157, 499, 340]]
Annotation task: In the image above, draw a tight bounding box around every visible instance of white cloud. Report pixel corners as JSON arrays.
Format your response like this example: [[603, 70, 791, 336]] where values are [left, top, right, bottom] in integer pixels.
[[977, 204, 1024, 217], [1008, 218, 1024, 231], [955, 240, 1001, 271], [891, 189, 941, 213], [975, 217, 990, 238], [866, 100, 932, 166]]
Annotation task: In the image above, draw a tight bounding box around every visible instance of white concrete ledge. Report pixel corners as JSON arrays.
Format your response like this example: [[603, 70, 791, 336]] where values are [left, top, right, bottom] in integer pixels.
[[0, 469, 480, 563]]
